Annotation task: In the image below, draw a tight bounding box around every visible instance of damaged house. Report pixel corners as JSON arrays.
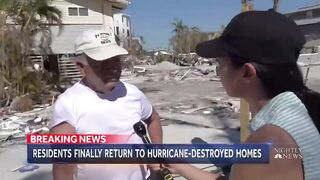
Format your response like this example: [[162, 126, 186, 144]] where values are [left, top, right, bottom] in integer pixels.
[[34, 0, 130, 82]]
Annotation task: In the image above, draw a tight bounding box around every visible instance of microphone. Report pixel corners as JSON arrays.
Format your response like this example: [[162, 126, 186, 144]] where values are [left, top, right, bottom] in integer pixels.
[[133, 121, 174, 180], [133, 121, 151, 144]]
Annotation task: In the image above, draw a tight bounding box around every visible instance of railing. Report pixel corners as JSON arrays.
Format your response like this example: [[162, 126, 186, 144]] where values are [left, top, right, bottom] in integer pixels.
[[58, 55, 83, 83]]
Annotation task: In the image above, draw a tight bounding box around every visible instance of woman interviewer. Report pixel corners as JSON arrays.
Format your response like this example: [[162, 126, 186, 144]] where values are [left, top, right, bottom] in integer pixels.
[[166, 10, 320, 180]]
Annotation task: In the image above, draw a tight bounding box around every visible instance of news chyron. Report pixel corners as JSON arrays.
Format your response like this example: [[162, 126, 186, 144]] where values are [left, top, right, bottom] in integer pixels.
[[27, 134, 271, 164]]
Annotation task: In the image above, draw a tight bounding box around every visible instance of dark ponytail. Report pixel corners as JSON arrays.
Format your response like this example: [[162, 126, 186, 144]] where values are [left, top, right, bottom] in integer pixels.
[[294, 87, 320, 132], [230, 56, 320, 133]]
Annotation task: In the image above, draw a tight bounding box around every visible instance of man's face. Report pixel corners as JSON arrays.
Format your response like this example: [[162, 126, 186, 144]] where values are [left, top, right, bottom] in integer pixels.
[[78, 55, 122, 92], [86, 56, 122, 83]]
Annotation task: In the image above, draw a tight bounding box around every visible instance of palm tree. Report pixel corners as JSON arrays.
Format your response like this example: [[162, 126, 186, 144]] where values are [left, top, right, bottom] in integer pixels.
[[140, 36, 145, 44], [241, 0, 254, 12], [0, 0, 62, 106], [188, 26, 201, 53], [273, 0, 281, 11], [9, 0, 61, 52], [171, 19, 187, 34], [171, 19, 189, 54]]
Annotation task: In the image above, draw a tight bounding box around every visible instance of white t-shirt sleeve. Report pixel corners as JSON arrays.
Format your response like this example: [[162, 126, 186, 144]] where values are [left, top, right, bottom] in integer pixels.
[[139, 91, 153, 121], [49, 95, 75, 129]]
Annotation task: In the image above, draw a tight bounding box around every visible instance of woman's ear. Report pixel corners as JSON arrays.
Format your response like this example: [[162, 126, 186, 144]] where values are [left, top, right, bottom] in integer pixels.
[[242, 63, 257, 79]]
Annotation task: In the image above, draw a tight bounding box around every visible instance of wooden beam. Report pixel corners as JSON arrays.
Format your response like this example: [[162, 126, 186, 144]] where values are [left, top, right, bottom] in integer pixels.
[[240, 0, 253, 142], [240, 99, 250, 142]]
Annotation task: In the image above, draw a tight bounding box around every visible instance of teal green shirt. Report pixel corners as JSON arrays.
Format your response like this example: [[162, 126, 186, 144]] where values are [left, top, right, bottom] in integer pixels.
[[250, 91, 320, 180]]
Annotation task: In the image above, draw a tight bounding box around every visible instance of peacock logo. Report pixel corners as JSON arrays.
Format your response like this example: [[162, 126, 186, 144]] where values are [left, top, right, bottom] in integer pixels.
[[274, 154, 283, 159]]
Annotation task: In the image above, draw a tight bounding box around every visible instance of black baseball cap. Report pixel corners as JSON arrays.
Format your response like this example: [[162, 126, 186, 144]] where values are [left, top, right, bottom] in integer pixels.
[[196, 9, 306, 65]]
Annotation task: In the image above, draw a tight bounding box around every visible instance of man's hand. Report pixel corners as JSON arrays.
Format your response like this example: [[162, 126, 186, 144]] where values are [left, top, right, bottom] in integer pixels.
[[145, 109, 163, 174], [147, 164, 161, 172], [165, 164, 224, 180]]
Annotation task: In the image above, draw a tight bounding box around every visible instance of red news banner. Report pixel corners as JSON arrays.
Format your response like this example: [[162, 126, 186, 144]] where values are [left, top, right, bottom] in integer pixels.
[[27, 134, 130, 144], [27, 134, 270, 164]]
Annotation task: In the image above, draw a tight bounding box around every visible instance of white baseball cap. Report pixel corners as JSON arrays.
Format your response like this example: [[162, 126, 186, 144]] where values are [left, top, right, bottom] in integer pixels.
[[74, 29, 128, 61]]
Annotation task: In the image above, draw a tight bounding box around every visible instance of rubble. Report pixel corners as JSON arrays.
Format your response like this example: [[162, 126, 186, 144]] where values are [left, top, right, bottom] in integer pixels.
[[0, 105, 52, 146], [11, 162, 39, 173], [33, 117, 42, 123], [0, 120, 21, 130], [10, 95, 33, 112], [140, 62, 217, 82], [120, 51, 220, 85], [145, 61, 181, 72], [0, 107, 12, 116], [202, 110, 212, 115], [155, 99, 240, 130]]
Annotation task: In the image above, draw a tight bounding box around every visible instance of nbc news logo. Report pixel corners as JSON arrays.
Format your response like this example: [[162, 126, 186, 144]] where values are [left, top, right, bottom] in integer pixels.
[[273, 148, 303, 160], [274, 154, 283, 159]]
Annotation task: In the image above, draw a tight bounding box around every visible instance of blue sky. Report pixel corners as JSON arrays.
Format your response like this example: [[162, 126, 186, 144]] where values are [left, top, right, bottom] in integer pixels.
[[125, 0, 320, 50]]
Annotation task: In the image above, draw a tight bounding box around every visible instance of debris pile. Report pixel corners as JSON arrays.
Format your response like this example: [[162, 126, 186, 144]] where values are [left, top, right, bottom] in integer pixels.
[[121, 59, 219, 83], [0, 104, 51, 145], [169, 65, 218, 81], [121, 52, 219, 82], [155, 99, 240, 129], [158, 99, 239, 115]]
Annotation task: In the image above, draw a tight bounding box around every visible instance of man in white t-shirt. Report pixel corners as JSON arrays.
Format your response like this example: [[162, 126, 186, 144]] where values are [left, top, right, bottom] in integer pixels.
[[49, 29, 163, 180]]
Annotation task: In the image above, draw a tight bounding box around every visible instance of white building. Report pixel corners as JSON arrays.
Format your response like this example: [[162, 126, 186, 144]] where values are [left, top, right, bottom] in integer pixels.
[[48, 0, 130, 54], [113, 13, 132, 48], [286, 4, 320, 50], [44, 0, 130, 82]]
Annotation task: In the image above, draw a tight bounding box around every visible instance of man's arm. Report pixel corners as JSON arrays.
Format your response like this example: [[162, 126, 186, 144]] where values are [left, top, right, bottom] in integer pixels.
[[145, 108, 163, 144], [50, 122, 76, 180]]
